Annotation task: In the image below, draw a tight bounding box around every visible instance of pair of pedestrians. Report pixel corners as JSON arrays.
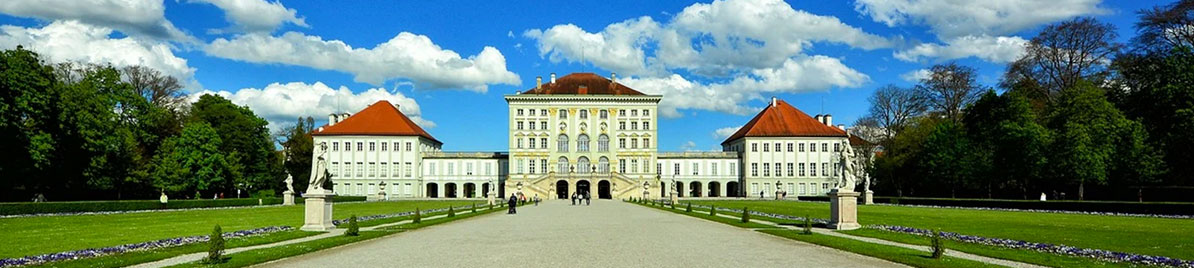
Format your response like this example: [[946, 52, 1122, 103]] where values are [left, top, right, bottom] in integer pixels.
[[571, 192, 590, 206]]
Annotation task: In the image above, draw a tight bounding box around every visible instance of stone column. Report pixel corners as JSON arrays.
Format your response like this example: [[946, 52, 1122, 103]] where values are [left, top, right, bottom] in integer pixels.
[[862, 190, 874, 205], [301, 189, 337, 231], [282, 190, 296, 205], [828, 189, 860, 230]]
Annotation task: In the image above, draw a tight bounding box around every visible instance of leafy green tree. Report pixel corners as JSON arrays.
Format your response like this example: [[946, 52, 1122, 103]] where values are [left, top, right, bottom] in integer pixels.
[[190, 94, 280, 194], [279, 117, 315, 192], [151, 122, 238, 196], [964, 91, 1051, 199], [918, 121, 975, 198], [872, 117, 941, 197], [1112, 48, 1193, 187], [1048, 83, 1163, 200], [0, 47, 60, 200]]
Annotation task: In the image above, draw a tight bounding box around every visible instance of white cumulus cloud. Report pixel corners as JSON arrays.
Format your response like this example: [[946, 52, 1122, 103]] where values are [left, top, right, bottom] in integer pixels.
[[893, 35, 1028, 63], [899, 69, 931, 83], [854, 0, 1108, 38], [190, 81, 434, 133], [0, 20, 196, 86], [0, 0, 193, 41], [193, 0, 308, 33], [712, 126, 741, 139], [206, 32, 520, 92]]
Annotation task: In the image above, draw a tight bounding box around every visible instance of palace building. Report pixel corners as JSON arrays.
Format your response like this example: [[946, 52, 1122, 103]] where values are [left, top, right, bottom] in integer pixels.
[[311, 72, 853, 200]]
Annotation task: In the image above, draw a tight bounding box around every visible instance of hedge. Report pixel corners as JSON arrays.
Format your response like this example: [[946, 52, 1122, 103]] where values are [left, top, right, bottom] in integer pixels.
[[797, 196, 1194, 215], [0, 196, 367, 216]]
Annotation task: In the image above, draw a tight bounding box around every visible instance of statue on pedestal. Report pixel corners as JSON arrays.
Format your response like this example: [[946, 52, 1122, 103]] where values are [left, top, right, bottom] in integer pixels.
[[308, 142, 330, 193], [282, 173, 296, 205], [838, 144, 857, 192]]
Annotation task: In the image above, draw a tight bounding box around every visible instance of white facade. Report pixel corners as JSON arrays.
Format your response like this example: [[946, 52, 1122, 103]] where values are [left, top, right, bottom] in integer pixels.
[[315, 135, 441, 200], [421, 152, 508, 198], [723, 137, 847, 198], [657, 152, 742, 197]]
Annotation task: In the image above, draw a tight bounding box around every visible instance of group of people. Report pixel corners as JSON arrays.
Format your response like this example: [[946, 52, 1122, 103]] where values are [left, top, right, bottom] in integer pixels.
[[571, 192, 591, 205], [507, 192, 542, 214]]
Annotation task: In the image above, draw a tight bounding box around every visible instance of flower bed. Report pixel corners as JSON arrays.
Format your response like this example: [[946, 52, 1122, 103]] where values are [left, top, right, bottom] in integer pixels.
[[869, 225, 1194, 268], [0, 226, 292, 267], [0, 196, 368, 218]]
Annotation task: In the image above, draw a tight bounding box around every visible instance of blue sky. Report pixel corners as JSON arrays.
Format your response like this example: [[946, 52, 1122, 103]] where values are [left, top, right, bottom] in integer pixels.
[[0, 0, 1162, 152]]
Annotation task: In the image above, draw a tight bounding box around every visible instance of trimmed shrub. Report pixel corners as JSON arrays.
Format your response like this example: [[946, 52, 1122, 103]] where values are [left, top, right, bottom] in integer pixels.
[[670, 201, 676, 209], [203, 225, 226, 264], [685, 203, 692, 212], [741, 207, 750, 223], [930, 230, 945, 259], [488, 202, 494, 210], [802, 215, 813, 235], [447, 206, 455, 217], [471, 204, 476, 213], [709, 205, 716, 216], [345, 215, 359, 236], [799, 196, 1194, 215], [412, 208, 421, 223]]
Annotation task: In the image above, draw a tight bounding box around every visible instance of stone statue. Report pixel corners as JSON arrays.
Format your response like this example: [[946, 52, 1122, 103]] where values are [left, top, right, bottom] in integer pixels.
[[839, 142, 857, 191], [284, 173, 294, 193], [308, 142, 330, 192]]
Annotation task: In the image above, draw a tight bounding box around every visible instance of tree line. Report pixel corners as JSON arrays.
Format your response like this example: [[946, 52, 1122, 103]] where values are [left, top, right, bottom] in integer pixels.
[[0, 47, 316, 201], [861, 2, 1194, 201]]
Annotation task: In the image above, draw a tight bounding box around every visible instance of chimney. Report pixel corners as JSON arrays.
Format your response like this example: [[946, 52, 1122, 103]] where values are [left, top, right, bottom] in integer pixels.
[[578, 85, 588, 94], [550, 73, 556, 83], [611, 72, 617, 84], [815, 114, 824, 124], [824, 114, 833, 126], [837, 124, 846, 130], [328, 113, 338, 126], [341, 113, 351, 122], [771, 96, 777, 107], [536, 76, 542, 90]]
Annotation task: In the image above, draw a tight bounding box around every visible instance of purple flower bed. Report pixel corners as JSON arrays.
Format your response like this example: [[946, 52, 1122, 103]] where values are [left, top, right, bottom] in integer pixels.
[[331, 207, 453, 226], [681, 203, 832, 224], [869, 225, 1194, 268], [868, 202, 1194, 219], [0, 226, 292, 267]]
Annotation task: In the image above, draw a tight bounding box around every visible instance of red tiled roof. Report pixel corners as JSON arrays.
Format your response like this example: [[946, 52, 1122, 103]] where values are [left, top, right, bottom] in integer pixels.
[[312, 100, 439, 143], [521, 73, 646, 95], [722, 99, 846, 144]]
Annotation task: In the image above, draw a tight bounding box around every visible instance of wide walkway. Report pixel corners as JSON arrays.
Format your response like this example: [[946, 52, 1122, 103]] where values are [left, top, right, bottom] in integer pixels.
[[261, 200, 905, 267]]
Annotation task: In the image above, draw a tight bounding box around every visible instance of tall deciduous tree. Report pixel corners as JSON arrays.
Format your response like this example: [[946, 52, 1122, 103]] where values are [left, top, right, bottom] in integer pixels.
[[964, 91, 1051, 199], [1134, 0, 1194, 53], [278, 117, 315, 192], [122, 65, 186, 110], [151, 122, 238, 196], [867, 84, 926, 142], [918, 121, 974, 198], [1007, 17, 1121, 101], [190, 94, 280, 195], [916, 63, 984, 123], [0, 47, 59, 200]]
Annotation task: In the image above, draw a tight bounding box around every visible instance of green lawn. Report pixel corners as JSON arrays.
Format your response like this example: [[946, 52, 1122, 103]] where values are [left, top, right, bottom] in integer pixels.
[[0, 200, 478, 259], [26, 230, 321, 268], [842, 228, 1130, 268], [688, 200, 1194, 260], [759, 229, 1002, 268], [631, 202, 776, 229]]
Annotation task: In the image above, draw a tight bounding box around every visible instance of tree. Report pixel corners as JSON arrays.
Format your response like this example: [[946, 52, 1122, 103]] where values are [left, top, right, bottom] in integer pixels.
[[190, 94, 279, 194], [871, 117, 941, 197], [918, 121, 974, 198], [964, 91, 1051, 199], [915, 63, 984, 123], [122, 65, 185, 110], [151, 122, 238, 196], [0, 47, 59, 201], [1007, 17, 1121, 101], [1048, 83, 1162, 200], [1112, 50, 1194, 188], [867, 84, 926, 142], [1134, 0, 1194, 53], [278, 117, 315, 192]]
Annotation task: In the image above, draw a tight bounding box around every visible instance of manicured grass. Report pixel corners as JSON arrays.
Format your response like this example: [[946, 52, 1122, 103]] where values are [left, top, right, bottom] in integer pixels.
[[842, 228, 1129, 268], [27, 230, 321, 268], [758, 229, 1003, 268], [0, 200, 478, 259], [169, 204, 505, 267], [689, 200, 1194, 260], [630, 201, 775, 229]]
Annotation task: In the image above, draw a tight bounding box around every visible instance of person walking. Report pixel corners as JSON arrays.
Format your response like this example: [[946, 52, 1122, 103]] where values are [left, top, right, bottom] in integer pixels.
[[534, 194, 540, 206], [585, 192, 591, 205], [571, 192, 577, 205], [507, 194, 517, 214]]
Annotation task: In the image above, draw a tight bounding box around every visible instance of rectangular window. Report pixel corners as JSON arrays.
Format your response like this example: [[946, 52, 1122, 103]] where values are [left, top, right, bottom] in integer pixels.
[[799, 163, 806, 176], [644, 110, 650, 116], [529, 121, 536, 130], [466, 162, 473, 175], [763, 163, 770, 176], [619, 159, 626, 173], [787, 163, 794, 177], [810, 143, 816, 152], [631, 122, 637, 130], [344, 142, 351, 151], [541, 159, 547, 174], [752, 143, 758, 152], [751, 163, 758, 176], [711, 163, 718, 176], [730, 163, 736, 175], [822, 183, 829, 190], [618, 109, 625, 116], [447, 163, 455, 176], [631, 159, 638, 173], [774, 162, 781, 177], [393, 142, 399, 152], [643, 138, 650, 148], [619, 138, 626, 149], [529, 160, 536, 174], [357, 162, 364, 177], [834, 162, 840, 176], [429, 163, 436, 175], [619, 122, 626, 130], [822, 162, 829, 177], [377, 162, 385, 177], [357, 142, 363, 151], [540, 109, 547, 116], [485, 162, 492, 175], [529, 109, 536, 116], [834, 143, 841, 152], [787, 143, 793, 152], [369, 142, 375, 151], [517, 122, 523, 130], [799, 183, 806, 195], [799, 143, 805, 152], [810, 163, 817, 176], [580, 110, 588, 119], [559, 109, 568, 119], [331, 162, 339, 176], [517, 138, 523, 149], [528, 138, 536, 149], [404, 162, 412, 177], [822, 143, 828, 152], [763, 143, 769, 152], [631, 139, 638, 149], [381, 142, 387, 151], [517, 109, 524, 116], [643, 122, 650, 130], [673, 163, 680, 175], [751, 183, 759, 196], [391, 162, 399, 177], [692, 163, 699, 175], [631, 110, 638, 116], [600, 110, 608, 119], [541, 138, 547, 149], [405, 142, 412, 151], [656, 163, 662, 174], [516, 159, 524, 174], [344, 162, 352, 176], [333, 142, 339, 151]]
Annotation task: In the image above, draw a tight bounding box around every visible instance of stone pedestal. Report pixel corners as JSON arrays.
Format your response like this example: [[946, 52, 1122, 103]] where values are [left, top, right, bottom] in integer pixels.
[[828, 189, 861, 230], [862, 190, 874, 205], [301, 190, 337, 231], [367, 192, 386, 202], [282, 191, 295, 205]]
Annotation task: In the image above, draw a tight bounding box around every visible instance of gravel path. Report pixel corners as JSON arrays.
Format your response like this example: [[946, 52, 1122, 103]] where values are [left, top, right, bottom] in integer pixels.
[[258, 200, 906, 268]]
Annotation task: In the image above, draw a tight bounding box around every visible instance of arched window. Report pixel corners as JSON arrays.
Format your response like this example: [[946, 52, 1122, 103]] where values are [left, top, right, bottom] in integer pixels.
[[557, 156, 570, 173], [580, 110, 588, 119], [558, 134, 569, 152], [577, 156, 591, 174], [598, 157, 610, 173], [577, 134, 590, 152], [599, 110, 608, 119], [598, 134, 609, 152]]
